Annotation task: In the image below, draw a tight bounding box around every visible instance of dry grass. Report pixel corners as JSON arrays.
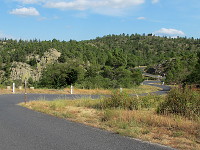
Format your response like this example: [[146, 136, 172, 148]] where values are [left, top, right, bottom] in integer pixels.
[[20, 99, 200, 150], [0, 85, 161, 95], [20, 100, 103, 128]]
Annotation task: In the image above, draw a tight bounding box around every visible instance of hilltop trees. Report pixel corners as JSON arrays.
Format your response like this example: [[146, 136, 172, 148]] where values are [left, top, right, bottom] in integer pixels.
[[0, 34, 200, 88]]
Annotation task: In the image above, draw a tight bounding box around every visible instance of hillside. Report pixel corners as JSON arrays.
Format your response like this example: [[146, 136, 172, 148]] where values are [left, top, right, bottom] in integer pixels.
[[0, 34, 200, 88]]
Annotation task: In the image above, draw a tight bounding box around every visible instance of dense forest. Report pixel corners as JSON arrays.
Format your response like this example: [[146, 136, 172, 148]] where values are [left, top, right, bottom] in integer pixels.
[[0, 34, 199, 89]]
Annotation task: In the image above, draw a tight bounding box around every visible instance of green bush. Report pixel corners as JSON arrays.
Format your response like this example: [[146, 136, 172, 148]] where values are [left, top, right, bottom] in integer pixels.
[[81, 76, 111, 89], [13, 79, 22, 88], [157, 87, 200, 119], [140, 94, 163, 109], [0, 84, 5, 88], [95, 92, 161, 110], [2, 79, 12, 86], [93, 92, 137, 110], [39, 63, 85, 89]]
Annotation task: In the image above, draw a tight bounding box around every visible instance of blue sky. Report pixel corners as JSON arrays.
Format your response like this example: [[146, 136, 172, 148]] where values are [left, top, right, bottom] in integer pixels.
[[0, 0, 200, 41]]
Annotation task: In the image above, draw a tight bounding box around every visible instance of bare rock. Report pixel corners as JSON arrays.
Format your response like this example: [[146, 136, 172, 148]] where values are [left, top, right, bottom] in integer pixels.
[[40, 48, 61, 65], [10, 48, 61, 81]]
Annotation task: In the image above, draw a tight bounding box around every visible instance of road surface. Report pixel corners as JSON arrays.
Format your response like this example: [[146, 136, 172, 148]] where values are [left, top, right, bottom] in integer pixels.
[[0, 82, 173, 150], [142, 80, 171, 95]]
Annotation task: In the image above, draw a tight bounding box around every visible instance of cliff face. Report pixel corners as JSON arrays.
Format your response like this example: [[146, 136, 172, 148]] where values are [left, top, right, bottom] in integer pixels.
[[40, 48, 61, 65], [10, 62, 37, 81], [10, 48, 61, 82]]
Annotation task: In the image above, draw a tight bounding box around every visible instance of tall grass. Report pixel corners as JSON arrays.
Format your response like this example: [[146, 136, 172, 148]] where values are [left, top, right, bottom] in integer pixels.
[[157, 87, 200, 120]]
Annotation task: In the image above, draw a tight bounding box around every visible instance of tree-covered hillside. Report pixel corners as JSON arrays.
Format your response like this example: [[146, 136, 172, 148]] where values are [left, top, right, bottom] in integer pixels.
[[0, 34, 200, 88]]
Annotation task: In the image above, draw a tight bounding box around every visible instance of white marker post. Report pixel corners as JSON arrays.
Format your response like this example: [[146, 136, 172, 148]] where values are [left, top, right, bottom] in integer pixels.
[[70, 85, 73, 94], [134, 90, 139, 99], [24, 80, 27, 104], [120, 88, 123, 93], [12, 83, 15, 93]]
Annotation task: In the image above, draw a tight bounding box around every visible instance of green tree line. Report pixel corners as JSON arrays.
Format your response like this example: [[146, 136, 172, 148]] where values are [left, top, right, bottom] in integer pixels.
[[0, 34, 200, 88]]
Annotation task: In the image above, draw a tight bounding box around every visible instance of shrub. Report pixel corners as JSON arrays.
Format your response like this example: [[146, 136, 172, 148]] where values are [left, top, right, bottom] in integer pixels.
[[39, 63, 84, 89], [157, 87, 200, 119], [95, 92, 161, 110], [0, 84, 5, 88], [13, 79, 23, 88], [81, 76, 111, 89], [100, 92, 139, 110], [140, 94, 163, 109]]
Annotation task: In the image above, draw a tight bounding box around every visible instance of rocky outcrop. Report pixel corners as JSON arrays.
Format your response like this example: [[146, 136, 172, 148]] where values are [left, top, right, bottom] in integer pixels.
[[10, 48, 61, 81], [40, 48, 61, 65], [10, 62, 40, 81], [146, 59, 178, 77], [146, 60, 171, 76], [26, 48, 61, 66]]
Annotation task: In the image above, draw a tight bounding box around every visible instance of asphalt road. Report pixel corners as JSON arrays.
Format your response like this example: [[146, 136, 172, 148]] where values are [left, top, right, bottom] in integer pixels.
[[142, 80, 171, 95], [0, 82, 174, 150]]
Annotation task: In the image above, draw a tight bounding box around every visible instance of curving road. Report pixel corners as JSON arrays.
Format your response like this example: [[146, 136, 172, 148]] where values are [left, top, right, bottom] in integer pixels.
[[142, 80, 171, 95], [0, 82, 173, 150]]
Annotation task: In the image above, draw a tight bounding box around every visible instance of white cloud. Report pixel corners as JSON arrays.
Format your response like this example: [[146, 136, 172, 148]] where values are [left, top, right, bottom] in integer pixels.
[[45, 1, 88, 11], [154, 28, 185, 37], [137, 16, 146, 20], [45, 0, 145, 9], [13, 0, 145, 16], [152, 0, 159, 4], [44, 0, 145, 16], [9, 7, 40, 16], [15, 0, 43, 4]]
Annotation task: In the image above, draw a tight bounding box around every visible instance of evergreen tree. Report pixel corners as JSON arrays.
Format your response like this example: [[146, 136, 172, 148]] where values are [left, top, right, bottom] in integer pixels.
[[186, 52, 200, 84]]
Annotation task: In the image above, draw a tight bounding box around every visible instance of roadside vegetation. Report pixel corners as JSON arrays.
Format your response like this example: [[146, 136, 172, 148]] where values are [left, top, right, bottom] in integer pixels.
[[20, 87, 200, 150], [157, 87, 200, 120], [0, 84, 161, 95]]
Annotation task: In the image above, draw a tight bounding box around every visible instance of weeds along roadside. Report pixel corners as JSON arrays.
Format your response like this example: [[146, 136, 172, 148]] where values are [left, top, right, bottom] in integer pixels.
[[157, 87, 200, 121], [0, 84, 161, 95], [20, 89, 200, 150]]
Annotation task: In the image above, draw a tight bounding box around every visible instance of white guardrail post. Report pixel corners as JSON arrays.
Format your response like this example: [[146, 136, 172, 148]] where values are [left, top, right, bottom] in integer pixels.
[[70, 85, 73, 94], [12, 83, 15, 93]]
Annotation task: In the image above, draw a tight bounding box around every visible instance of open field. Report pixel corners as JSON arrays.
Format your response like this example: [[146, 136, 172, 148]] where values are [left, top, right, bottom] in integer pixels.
[[20, 94, 200, 150], [0, 84, 161, 95]]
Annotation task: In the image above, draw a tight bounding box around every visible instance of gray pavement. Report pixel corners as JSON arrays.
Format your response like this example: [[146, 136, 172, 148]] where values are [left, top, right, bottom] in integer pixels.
[[142, 80, 171, 95], [0, 83, 174, 150]]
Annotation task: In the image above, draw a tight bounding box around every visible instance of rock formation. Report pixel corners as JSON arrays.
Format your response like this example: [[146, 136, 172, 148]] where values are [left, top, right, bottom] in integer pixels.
[[10, 48, 61, 82]]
